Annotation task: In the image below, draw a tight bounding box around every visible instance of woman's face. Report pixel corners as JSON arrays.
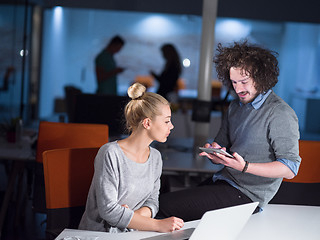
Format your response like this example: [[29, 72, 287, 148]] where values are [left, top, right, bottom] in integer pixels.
[[147, 104, 174, 143]]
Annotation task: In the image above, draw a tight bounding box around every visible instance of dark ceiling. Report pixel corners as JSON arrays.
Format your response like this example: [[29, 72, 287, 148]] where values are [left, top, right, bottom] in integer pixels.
[[3, 0, 320, 24]]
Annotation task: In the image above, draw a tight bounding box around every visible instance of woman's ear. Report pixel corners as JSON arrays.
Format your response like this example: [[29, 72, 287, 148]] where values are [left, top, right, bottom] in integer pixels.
[[142, 118, 151, 129]]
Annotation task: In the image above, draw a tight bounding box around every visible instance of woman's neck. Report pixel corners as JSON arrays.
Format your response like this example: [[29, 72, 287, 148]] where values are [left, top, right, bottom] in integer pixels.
[[118, 131, 151, 163]]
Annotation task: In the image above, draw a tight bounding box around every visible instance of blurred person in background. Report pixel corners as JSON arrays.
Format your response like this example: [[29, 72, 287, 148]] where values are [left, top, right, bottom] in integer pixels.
[[95, 35, 125, 95], [150, 43, 182, 102]]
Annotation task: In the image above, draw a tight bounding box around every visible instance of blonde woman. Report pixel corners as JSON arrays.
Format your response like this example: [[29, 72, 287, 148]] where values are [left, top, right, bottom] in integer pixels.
[[79, 83, 184, 233]]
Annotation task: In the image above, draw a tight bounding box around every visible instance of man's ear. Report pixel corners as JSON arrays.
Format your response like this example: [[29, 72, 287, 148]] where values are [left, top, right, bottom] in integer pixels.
[[142, 118, 151, 129]]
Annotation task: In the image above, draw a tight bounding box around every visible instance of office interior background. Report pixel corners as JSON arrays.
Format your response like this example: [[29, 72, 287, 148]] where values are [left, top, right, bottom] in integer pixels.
[[0, 1, 320, 239], [0, 0, 320, 137]]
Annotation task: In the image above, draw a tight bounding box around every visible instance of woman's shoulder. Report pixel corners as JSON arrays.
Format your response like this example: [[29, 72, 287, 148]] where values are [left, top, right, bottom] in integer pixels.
[[95, 141, 123, 168], [149, 146, 163, 166], [149, 146, 161, 157], [96, 141, 122, 159], [99, 141, 118, 152]]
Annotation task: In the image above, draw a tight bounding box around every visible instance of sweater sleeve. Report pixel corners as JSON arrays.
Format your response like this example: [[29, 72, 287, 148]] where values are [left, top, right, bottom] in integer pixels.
[[93, 147, 134, 229], [141, 149, 162, 218], [267, 102, 301, 164]]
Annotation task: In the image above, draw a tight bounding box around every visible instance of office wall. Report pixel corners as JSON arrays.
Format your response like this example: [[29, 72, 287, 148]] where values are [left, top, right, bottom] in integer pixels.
[[38, 7, 320, 133], [39, 7, 280, 117]]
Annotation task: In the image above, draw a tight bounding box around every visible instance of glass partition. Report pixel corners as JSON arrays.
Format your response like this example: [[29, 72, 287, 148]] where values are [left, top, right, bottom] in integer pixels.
[[0, 4, 32, 125]]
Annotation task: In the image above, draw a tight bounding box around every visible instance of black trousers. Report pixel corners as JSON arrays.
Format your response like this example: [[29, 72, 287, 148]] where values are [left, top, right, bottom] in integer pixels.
[[157, 179, 259, 221]]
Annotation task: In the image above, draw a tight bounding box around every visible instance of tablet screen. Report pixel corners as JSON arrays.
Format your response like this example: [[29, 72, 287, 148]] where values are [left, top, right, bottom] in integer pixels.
[[199, 147, 234, 158]]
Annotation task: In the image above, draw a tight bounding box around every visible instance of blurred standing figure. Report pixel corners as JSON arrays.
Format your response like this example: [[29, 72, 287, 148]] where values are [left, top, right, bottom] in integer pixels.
[[150, 44, 182, 100], [95, 35, 125, 95]]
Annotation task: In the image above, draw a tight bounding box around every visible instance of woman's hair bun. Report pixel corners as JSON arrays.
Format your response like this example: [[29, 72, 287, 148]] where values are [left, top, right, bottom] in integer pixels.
[[127, 83, 146, 100]]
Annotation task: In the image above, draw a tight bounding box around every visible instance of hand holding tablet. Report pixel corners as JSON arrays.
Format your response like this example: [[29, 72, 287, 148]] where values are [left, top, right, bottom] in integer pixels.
[[199, 147, 234, 158]]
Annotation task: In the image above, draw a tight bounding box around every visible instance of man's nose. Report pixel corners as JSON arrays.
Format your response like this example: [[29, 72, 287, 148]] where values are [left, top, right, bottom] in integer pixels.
[[234, 84, 243, 93]]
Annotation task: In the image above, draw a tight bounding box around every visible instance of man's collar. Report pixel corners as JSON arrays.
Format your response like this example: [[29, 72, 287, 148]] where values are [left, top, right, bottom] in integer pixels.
[[239, 89, 272, 109]]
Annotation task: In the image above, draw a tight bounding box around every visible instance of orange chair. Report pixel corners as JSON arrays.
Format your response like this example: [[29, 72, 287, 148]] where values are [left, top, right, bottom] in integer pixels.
[[33, 121, 108, 213], [283, 140, 320, 184], [43, 147, 99, 239], [270, 140, 320, 206]]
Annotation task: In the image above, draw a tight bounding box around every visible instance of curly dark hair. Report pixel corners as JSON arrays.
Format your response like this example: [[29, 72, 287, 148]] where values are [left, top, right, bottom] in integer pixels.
[[213, 40, 279, 93]]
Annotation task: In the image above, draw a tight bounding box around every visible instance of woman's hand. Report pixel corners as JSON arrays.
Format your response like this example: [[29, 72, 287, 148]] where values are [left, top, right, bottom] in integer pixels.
[[155, 217, 184, 233], [128, 212, 184, 232]]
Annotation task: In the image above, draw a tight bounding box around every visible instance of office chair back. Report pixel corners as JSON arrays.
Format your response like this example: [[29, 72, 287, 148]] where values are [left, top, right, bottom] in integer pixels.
[[270, 140, 320, 206], [36, 121, 109, 164], [33, 121, 108, 213], [43, 147, 99, 239], [283, 140, 320, 183]]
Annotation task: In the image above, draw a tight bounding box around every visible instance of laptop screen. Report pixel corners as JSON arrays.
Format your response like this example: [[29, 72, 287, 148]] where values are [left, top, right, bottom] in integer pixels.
[[141, 202, 259, 240]]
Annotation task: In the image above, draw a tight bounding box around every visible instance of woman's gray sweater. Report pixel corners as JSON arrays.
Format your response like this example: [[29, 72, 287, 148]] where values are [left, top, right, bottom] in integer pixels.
[[78, 141, 162, 232]]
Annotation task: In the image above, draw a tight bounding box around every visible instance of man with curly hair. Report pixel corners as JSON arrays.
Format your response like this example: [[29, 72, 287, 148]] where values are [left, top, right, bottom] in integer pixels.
[[157, 41, 301, 221]]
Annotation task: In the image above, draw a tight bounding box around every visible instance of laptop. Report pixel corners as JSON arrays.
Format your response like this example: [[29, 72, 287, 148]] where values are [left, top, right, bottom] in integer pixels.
[[141, 202, 259, 240]]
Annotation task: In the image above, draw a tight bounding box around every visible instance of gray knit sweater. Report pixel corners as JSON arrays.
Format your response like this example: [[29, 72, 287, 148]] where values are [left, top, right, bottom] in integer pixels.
[[215, 91, 301, 208], [78, 141, 162, 232]]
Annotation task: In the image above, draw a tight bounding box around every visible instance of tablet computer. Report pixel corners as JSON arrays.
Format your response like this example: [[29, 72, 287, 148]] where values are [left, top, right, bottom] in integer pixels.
[[199, 147, 234, 158]]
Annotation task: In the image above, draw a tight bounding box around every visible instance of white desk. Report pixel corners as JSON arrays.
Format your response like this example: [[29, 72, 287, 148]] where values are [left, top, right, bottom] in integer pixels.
[[237, 204, 320, 240], [55, 204, 320, 240], [56, 220, 199, 240]]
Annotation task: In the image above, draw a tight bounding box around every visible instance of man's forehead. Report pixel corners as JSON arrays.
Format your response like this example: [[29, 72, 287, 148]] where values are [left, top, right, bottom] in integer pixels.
[[230, 67, 251, 81], [230, 67, 250, 75]]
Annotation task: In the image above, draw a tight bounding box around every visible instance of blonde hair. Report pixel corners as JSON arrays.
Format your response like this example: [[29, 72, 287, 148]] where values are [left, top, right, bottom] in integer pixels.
[[125, 83, 169, 133]]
